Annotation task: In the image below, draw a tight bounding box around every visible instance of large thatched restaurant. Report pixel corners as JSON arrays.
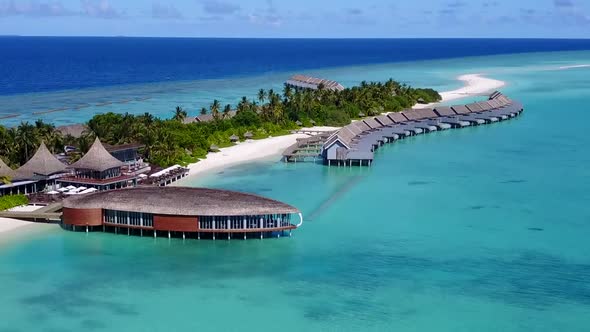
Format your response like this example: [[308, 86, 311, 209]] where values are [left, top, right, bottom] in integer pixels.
[[62, 186, 303, 240]]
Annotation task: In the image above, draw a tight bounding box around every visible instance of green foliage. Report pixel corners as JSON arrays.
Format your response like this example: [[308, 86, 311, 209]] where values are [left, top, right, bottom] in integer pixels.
[[0, 78, 440, 169], [0, 195, 29, 211]]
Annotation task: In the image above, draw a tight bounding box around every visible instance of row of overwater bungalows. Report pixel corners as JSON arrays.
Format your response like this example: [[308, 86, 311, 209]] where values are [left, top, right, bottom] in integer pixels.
[[321, 91, 523, 166]]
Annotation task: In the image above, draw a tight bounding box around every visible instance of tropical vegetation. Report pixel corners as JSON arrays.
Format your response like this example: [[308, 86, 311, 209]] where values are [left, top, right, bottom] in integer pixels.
[[0, 194, 28, 211], [0, 79, 440, 168]]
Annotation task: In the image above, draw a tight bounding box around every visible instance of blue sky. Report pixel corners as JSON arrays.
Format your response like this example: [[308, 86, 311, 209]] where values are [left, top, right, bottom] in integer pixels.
[[0, 0, 589, 38]]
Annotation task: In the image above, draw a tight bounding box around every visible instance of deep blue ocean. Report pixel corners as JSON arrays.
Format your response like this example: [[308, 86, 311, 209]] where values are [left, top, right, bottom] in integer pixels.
[[2, 37, 590, 95]]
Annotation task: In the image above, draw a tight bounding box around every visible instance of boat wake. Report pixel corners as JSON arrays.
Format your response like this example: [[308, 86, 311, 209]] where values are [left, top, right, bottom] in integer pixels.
[[306, 175, 364, 221]]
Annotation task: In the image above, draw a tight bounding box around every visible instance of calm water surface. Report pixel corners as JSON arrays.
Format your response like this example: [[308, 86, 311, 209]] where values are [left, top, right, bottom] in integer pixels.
[[1, 51, 590, 331]]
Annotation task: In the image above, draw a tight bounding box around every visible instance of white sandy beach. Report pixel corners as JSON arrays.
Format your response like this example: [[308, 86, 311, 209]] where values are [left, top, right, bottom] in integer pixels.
[[183, 130, 336, 179], [0, 217, 35, 234], [182, 73, 506, 180], [414, 74, 505, 109]]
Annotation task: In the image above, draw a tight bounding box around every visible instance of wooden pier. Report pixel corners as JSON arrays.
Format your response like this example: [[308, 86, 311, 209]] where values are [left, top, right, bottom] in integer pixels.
[[282, 132, 335, 163]]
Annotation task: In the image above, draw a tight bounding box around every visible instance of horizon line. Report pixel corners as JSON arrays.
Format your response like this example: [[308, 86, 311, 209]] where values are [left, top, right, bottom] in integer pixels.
[[2, 35, 590, 41]]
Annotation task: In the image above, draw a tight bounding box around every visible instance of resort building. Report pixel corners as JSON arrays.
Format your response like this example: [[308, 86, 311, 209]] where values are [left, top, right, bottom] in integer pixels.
[[62, 187, 304, 240], [0, 157, 32, 196], [57, 138, 138, 191], [7, 142, 69, 194], [104, 143, 144, 164], [285, 75, 345, 92]]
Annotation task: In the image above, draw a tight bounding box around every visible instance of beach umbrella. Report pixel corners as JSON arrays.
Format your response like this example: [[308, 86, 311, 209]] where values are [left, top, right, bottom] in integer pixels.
[[58, 187, 69, 192], [78, 186, 87, 191], [47, 190, 59, 195], [66, 185, 76, 190]]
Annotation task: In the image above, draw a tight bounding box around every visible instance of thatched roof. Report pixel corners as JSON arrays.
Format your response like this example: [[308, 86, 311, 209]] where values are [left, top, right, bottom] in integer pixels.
[[286, 75, 345, 92], [375, 115, 394, 126], [15, 142, 67, 179], [387, 112, 408, 123], [477, 101, 493, 111], [433, 106, 455, 116], [403, 108, 438, 121], [63, 187, 301, 216], [196, 114, 214, 122], [466, 103, 484, 112], [57, 124, 87, 138], [363, 118, 382, 129], [244, 131, 254, 138], [70, 138, 124, 172], [348, 123, 364, 135], [295, 120, 303, 126], [0, 157, 16, 179], [182, 117, 198, 124], [451, 105, 470, 115], [230, 135, 239, 142], [210, 144, 220, 151], [352, 121, 370, 132]]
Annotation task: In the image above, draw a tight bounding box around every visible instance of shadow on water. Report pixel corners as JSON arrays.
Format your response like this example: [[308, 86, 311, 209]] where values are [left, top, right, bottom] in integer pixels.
[[306, 175, 364, 221]]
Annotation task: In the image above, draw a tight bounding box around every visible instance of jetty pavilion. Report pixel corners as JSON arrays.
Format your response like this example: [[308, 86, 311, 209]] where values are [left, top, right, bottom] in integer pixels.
[[285, 75, 345, 92], [62, 187, 304, 240], [57, 137, 138, 191], [1, 142, 68, 196], [320, 91, 524, 166]]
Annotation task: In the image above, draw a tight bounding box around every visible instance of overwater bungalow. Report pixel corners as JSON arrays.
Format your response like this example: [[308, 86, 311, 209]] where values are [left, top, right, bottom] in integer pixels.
[[62, 187, 304, 240], [57, 138, 137, 191], [285, 75, 345, 92], [318, 91, 524, 167]]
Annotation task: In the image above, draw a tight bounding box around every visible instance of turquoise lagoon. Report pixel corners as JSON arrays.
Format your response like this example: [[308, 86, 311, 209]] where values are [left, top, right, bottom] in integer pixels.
[[1, 51, 590, 331]]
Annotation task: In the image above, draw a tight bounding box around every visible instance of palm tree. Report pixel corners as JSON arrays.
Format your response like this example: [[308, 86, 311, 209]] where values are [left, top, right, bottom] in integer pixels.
[[237, 96, 250, 114], [0, 175, 10, 185], [16, 122, 37, 163], [200, 107, 208, 115], [222, 104, 232, 119], [173, 106, 187, 122], [210, 100, 221, 120], [257, 89, 266, 104], [283, 84, 293, 101]]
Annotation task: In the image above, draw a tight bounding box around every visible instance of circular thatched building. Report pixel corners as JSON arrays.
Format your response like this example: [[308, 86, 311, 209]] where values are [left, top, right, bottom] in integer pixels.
[[62, 187, 303, 239]]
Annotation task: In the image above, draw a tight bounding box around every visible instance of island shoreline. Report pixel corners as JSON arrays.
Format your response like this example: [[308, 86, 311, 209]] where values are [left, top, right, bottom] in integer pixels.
[[178, 73, 506, 183]]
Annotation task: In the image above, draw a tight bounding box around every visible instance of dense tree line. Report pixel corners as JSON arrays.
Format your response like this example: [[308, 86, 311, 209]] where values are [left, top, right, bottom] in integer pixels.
[[0, 79, 440, 168]]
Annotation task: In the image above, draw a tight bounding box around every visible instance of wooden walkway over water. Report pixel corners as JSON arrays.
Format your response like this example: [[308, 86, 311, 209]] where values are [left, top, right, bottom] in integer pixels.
[[0, 203, 63, 222], [282, 131, 335, 162]]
